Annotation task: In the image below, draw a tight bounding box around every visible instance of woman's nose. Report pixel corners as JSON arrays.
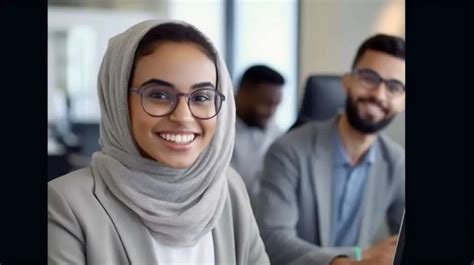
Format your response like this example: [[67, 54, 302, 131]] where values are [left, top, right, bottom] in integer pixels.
[[168, 96, 194, 122]]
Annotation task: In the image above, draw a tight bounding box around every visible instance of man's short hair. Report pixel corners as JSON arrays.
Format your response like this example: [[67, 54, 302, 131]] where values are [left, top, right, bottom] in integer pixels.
[[352, 34, 405, 69], [238, 65, 285, 89]]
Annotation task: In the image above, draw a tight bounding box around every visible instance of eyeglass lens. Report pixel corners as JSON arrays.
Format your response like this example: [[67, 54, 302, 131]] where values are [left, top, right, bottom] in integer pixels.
[[356, 69, 405, 95], [140, 85, 223, 119]]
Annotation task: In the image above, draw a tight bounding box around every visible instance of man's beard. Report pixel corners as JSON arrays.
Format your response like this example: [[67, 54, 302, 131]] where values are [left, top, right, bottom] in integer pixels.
[[345, 96, 395, 134]]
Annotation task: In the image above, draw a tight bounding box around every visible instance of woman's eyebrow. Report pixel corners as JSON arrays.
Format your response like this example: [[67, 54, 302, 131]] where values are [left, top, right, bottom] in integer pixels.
[[140, 79, 215, 90], [191, 82, 215, 89], [140, 79, 175, 88]]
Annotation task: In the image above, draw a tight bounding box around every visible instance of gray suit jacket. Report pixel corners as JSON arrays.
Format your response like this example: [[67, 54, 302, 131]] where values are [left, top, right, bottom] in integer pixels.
[[48, 167, 270, 265], [256, 118, 405, 265]]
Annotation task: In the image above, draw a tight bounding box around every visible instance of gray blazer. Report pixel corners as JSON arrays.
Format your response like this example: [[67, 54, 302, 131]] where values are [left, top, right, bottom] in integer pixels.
[[256, 118, 405, 265], [48, 167, 270, 265]]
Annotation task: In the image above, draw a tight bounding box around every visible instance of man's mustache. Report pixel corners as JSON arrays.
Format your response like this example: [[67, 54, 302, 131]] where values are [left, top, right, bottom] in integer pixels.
[[357, 97, 389, 114]]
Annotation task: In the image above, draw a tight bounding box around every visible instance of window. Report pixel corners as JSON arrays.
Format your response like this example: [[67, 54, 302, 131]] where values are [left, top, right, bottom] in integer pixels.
[[232, 0, 298, 130]]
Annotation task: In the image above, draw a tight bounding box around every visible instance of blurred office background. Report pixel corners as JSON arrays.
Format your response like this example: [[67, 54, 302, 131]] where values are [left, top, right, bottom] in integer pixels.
[[48, 0, 405, 180]]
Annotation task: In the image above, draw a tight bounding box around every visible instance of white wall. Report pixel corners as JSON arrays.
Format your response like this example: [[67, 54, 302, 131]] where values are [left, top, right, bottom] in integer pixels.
[[168, 0, 225, 57], [299, 0, 405, 146], [233, 0, 298, 131]]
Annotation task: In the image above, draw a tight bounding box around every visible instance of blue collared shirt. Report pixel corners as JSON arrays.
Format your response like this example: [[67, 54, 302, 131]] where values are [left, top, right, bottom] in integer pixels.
[[331, 129, 376, 247]]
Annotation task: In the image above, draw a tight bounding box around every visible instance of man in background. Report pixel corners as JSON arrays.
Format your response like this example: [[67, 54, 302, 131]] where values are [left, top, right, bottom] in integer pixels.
[[257, 34, 405, 265], [231, 65, 285, 200]]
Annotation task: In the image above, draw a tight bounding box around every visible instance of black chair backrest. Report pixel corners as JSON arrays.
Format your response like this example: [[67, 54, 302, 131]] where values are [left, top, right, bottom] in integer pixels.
[[289, 75, 346, 131]]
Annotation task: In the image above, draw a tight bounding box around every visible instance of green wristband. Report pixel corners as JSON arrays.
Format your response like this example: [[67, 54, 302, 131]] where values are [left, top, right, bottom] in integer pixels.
[[354, 247, 362, 261]]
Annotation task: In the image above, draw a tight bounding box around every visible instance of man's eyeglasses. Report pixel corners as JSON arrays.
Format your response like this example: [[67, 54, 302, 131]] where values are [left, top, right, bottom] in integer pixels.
[[129, 85, 226, 120], [352, 69, 405, 96]]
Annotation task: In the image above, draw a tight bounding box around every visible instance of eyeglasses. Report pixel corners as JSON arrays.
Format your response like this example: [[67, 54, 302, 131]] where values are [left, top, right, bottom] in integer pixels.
[[130, 85, 226, 120], [352, 69, 405, 96]]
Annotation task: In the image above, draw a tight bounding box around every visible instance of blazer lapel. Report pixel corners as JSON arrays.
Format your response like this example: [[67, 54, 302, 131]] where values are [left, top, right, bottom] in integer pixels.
[[358, 140, 388, 248], [212, 193, 236, 264], [312, 120, 337, 246], [93, 173, 159, 265]]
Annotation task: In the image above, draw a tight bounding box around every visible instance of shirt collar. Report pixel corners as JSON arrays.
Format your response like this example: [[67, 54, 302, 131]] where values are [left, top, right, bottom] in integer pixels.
[[333, 123, 377, 167], [236, 115, 277, 134], [235, 116, 246, 129]]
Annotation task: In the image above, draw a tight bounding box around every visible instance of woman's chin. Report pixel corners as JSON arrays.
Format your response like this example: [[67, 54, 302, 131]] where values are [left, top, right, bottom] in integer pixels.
[[153, 154, 198, 169]]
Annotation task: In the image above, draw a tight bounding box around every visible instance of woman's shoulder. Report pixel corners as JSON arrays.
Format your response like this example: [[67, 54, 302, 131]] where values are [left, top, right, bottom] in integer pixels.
[[48, 167, 95, 202], [48, 167, 112, 232]]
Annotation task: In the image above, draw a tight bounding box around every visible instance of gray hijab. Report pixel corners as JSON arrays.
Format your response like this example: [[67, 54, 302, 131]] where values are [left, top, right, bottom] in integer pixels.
[[90, 19, 235, 247]]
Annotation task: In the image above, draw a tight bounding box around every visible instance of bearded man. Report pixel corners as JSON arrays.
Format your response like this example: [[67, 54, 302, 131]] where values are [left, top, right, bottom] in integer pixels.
[[256, 34, 405, 265]]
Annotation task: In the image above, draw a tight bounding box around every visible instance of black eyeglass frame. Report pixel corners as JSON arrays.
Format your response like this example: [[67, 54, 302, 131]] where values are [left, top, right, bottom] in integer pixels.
[[129, 85, 226, 120], [351, 68, 406, 96]]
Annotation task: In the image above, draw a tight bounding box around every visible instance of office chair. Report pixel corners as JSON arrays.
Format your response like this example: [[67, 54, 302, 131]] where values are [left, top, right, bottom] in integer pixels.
[[289, 74, 346, 131]]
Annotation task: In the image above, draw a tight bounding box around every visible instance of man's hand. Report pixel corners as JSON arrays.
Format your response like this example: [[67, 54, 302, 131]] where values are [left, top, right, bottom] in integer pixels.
[[361, 235, 398, 264], [329, 236, 398, 265], [329, 257, 357, 265]]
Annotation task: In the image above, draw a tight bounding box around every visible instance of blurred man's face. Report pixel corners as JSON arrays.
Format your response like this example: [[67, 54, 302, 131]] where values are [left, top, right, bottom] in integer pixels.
[[342, 49, 405, 134], [241, 82, 282, 129]]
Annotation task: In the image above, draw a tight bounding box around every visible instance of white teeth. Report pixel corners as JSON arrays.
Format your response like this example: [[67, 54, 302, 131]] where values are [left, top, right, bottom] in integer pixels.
[[159, 133, 195, 144]]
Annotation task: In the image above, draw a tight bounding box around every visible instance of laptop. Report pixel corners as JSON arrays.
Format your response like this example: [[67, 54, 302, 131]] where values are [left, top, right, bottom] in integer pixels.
[[392, 211, 405, 265]]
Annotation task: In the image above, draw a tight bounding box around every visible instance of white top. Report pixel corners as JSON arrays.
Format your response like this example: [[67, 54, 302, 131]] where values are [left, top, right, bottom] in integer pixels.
[[231, 117, 282, 198], [151, 231, 215, 265]]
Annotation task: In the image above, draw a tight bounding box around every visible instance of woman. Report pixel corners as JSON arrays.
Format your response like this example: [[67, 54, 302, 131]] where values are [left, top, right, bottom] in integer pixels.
[[48, 19, 269, 265]]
